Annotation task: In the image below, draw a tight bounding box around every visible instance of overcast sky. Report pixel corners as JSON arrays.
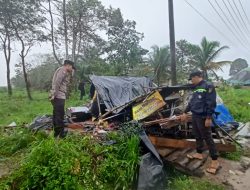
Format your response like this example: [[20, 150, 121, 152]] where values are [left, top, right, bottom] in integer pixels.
[[1, 0, 250, 86]]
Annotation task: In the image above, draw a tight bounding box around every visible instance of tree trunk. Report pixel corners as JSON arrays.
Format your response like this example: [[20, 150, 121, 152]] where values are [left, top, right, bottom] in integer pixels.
[[72, 30, 77, 63], [75, 30, 83, 63], [12, 20, 33, 100], [63, 0, 68, 59], [6, 63, 12, 96], [2, 32, 12, 96], [48, 0, 61, 65], [20, 40, 32, 100], [204, 70, 208, 80]]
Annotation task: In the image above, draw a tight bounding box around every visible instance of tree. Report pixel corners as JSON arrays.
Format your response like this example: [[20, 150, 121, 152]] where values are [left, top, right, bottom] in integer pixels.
[[12, 54, 59, 91], [176, 39, 200, 82], [105, 8, 147, 75], [49, 0, 107, 64], [9, 0, 46, 100], [43, 0, 62, 65], [148, 45, 171, 85], [0, 0, 15, 96], [195, 37, 231, 80]]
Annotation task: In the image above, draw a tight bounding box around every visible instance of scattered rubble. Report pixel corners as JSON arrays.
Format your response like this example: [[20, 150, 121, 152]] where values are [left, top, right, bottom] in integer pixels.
[[26, 76, 250, 187]]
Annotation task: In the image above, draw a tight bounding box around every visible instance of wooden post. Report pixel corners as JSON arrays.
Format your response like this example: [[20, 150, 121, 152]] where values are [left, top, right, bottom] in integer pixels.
[[168, 0, 177, 85]]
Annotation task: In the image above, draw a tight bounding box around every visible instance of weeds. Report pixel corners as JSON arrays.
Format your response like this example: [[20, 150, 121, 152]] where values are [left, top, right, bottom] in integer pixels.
[[0, 124, 140, 190], [0, 127, 46, 157], [220, 144, 243, 161], [166, 166, 225, 190]]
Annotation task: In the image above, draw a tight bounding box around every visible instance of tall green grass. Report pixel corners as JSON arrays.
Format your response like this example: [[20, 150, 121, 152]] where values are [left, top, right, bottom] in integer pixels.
[[218, 87, 250, 122], [0, 89, 88, 126], [0, 125, 140, 190]]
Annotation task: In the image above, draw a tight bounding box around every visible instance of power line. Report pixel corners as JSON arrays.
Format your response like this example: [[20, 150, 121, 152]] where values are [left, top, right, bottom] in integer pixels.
[[213, 0, 250, 49], [227, 0, 250, 39], [231, 0, 250, 34], [183, 0, 234, 45], [238, 0, 250, 27], [221, 0, 250, 45], [183, 0, 250, 55], [208, 0, 247, 49]]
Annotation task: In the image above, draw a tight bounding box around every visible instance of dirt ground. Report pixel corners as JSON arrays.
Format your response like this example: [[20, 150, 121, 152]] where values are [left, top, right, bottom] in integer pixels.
[[202, 156, 250, 190]]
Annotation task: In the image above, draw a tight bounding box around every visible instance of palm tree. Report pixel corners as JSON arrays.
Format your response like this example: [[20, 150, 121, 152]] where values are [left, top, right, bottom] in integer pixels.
[[149, 45, 171, 85], [195, 37, 231, 80]]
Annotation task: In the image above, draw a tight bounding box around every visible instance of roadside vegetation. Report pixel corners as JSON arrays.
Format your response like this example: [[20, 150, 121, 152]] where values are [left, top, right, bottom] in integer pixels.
[[218, 86, 250, 122], [0, 126, 140, 189], [0, 89, 87, 126], [167, 169, 224, 190]]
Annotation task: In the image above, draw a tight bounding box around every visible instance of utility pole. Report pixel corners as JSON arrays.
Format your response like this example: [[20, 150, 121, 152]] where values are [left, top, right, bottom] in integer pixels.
[[168, 0, 177, 85]]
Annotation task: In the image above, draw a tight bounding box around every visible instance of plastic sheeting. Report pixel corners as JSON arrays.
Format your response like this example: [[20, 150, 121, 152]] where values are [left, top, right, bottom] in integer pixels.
[[228, 67, 250, 85], [235, 122, 250, 138], [138, 131, 166, 190], [89, 75, 153, 113], [214, 104, 234, 126], [29, 115, 53, 131]]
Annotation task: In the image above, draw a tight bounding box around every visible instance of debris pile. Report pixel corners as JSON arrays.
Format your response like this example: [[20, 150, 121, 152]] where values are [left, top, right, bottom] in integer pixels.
[[28, 76, 242, 177]]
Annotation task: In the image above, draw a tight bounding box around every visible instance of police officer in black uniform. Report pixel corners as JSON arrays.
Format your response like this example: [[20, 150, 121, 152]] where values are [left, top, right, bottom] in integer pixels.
[[182, 70, 220, 174]]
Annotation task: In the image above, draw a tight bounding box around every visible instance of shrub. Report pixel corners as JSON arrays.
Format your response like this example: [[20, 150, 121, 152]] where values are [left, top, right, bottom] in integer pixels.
[[0, 127, 43, 157]]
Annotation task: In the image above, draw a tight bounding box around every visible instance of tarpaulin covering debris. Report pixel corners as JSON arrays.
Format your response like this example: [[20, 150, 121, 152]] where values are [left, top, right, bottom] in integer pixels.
[[90, 75, 153, 113]]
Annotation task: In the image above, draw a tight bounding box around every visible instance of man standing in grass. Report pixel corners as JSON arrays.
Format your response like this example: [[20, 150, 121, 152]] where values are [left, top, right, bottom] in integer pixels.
[[49, 60, 75, 138], [182, 70, 220, 174]]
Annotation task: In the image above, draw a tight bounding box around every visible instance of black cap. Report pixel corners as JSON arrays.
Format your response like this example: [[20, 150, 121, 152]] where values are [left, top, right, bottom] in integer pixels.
[[64, 60, 76, 70], [188, 70, 203, 80]]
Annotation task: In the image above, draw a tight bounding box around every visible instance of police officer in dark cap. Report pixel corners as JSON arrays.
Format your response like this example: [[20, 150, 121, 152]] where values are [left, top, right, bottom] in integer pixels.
[[182, 70, 220, 174]]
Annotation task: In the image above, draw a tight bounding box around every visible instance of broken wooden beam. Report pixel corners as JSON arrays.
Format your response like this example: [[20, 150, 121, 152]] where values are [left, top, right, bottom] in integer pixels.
[[143, 113, 192, 127], [149, 136, 236, 152]]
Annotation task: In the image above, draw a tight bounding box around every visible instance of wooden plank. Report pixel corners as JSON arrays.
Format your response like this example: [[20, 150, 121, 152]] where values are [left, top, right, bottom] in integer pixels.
[[156, 147, 175, 157], [175, 149, 194, 167], [158, 147, 209, 177], [166, 148, 190, 162], [217, 130, 226, 144], [186, 152, 209, 172], [149, 136, 236, 152], [165, 150, 183, 162]]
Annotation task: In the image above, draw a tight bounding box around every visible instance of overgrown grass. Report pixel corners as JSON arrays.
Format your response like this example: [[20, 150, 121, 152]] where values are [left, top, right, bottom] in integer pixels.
[[0, 89, 89, 126], [0, 125, 140, 190], [167, 167, 225, 190], [0, 127, 46, 157], [169, 176, 224, 190], [220, 144, 243, 161], [218, 87, 250, 122]]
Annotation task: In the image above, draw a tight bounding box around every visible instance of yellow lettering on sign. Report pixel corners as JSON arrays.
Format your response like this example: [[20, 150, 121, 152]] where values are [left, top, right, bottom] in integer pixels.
[[132, 91, 166, 121]]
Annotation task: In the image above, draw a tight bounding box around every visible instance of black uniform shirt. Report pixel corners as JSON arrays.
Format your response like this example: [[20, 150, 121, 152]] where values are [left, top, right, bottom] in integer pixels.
[[185, 80, 216, 118]]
